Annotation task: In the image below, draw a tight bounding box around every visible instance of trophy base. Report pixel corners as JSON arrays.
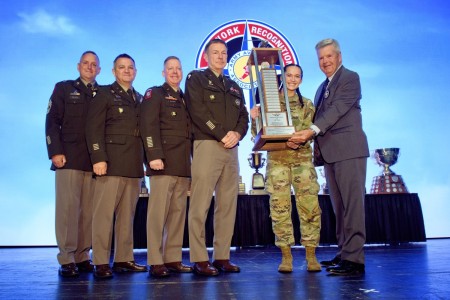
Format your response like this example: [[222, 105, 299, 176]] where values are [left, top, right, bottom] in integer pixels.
[[252, 131, 293, 151], [249, 189, 269, 195], [370, 174, 409, 194], [238, 183, 246, 195]]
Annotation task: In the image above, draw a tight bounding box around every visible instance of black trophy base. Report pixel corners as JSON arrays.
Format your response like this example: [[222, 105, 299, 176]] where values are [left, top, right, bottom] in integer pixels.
[[249, 173, 268, 195], [370, 174, 409, 194]]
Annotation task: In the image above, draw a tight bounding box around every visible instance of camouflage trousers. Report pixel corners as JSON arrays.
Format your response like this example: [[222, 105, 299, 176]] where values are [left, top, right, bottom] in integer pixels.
[[266, 151, 321, 248]]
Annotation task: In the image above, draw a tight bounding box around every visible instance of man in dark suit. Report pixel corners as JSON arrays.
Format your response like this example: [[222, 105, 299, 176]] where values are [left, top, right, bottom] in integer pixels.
[[289, 38, 369, 276], [86, 53, 147, 279], [46, 51, 100, 277]]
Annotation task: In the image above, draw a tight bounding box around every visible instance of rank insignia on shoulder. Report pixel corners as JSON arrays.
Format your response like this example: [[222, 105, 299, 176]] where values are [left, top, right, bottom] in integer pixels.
[[144, 89, 152, 100], [209, 95, 215, 101], [187, 73, 192, 80]]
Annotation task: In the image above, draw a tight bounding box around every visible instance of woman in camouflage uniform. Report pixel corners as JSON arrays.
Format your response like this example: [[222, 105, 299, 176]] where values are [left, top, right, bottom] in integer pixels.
[[251, 64, 321, 273]]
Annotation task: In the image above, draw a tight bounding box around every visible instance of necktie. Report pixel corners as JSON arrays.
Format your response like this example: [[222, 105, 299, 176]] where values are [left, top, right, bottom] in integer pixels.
[[127, 89, 135, 102], [316, 78, 329, 110], [218, 74, 225, 89], [87, 83, 96, 97]]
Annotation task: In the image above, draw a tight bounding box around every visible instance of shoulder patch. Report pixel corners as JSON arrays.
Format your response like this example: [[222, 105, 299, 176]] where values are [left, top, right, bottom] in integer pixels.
[[230, 86, 240, 94], [144, 89, 152, 100]]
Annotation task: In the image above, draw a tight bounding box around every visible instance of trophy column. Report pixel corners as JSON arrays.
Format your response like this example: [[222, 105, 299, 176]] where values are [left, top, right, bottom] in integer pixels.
[[248, 48, 295, 151]]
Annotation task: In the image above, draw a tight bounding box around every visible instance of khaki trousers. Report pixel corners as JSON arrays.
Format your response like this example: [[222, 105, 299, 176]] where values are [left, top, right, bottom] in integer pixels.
[[188, 140, 239, 262], [55, 169, 95, 265], [91, 176, 140, 265], [147, 175, 190, 265]]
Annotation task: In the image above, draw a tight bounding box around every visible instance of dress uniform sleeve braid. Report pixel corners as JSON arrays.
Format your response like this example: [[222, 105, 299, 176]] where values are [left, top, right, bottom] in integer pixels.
[[140, 87, 165, 161], [85, 86, 109, 164], [45, 82, 66, 158]]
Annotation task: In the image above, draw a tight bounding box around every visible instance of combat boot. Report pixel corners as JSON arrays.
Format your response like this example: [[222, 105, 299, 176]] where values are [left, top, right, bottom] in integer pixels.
[[305, 246, 321, 272], [278, 246, 293, 273]]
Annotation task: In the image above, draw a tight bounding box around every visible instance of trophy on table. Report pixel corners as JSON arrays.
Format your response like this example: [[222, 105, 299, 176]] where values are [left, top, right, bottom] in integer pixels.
[[248, 151, 268, 195], [247, 47, 295, 151], [318, 168, 329, 195], [139, 177, 149, 197], [370, 148, 409, 194]]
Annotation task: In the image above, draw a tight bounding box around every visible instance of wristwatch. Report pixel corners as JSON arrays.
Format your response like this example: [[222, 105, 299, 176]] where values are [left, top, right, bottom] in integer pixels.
[[309, 128, 316, 140]]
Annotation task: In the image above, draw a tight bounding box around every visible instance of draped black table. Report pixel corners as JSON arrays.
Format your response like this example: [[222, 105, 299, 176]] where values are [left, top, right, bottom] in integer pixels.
[[133, 193, 426, 248]]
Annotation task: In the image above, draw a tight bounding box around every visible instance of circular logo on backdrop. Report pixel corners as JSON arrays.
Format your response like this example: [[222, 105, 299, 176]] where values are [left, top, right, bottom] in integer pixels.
[[195, 19, 299, 94]]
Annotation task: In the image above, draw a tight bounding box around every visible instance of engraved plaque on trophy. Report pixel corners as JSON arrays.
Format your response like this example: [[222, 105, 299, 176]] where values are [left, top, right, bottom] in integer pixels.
[[370, 148, 409, 194], [247, 48, 295, 151]]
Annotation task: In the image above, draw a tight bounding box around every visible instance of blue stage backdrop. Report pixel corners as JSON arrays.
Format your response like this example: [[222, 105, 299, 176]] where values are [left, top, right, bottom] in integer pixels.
[[0, 0, 449, 245]]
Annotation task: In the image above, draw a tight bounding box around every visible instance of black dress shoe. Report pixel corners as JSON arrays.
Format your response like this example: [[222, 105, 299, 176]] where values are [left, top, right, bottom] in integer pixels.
[[94, 264, 113, 279], [76, 260, 94, 272], [320, 256, 341, 267], [149, 265, 170, 278], [326, 260, 365, 276], [59, 263, 79, 277], [112, 261, 148, 272], [212, 259, 241, 273], [165, 262, 193, 273], [193, 261, 219, 276]]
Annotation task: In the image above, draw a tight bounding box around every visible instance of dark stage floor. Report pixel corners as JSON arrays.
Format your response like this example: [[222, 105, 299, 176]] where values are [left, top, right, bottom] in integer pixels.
[[0, 239, 448, 299]]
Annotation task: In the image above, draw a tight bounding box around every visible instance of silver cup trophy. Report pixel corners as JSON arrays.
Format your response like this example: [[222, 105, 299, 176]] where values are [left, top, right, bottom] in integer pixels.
[[370, 148, 409, 194], [248, 151, 268, 195]]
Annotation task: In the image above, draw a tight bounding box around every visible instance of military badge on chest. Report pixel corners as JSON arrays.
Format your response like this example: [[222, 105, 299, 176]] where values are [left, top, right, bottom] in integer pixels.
[[112, 90, 124, 114], [165, 94, 180, 116]]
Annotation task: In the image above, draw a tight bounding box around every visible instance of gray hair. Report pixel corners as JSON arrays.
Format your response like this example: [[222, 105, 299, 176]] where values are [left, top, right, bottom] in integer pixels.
[[315, 38, 341, 53]]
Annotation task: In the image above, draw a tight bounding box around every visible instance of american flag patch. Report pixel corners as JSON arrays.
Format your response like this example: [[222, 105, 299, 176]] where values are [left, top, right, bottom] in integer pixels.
[[206, 120, 215, 130], [147, 137, 153, 148], [93, 143, 100, 151]]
